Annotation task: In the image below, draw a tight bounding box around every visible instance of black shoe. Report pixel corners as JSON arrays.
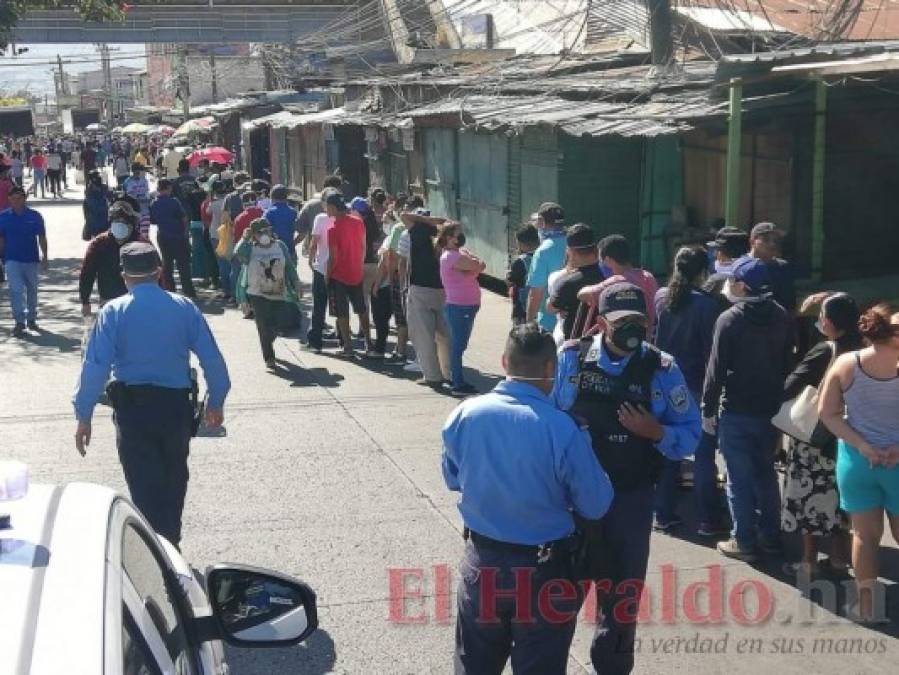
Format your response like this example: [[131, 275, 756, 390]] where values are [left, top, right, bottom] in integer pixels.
[[450, 383, 478, 396], [653, 516, 683, 533], [13, 322, 26, 336], [26, 320, 38, 331], [758, 536, 784, 556]]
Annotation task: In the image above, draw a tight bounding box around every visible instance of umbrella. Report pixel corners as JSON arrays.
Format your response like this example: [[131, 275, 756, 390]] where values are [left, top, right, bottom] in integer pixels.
[[121, 122, 151, 134], [155, 124, 176, 136], [187, 146, 234, 167], [85, 122, 107, 131], [111, 126, 123, 133], [174, 116, 216, 137]]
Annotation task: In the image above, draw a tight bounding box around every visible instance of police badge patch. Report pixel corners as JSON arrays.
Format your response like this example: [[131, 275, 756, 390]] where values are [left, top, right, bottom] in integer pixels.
[[668, 385, 690, 413]]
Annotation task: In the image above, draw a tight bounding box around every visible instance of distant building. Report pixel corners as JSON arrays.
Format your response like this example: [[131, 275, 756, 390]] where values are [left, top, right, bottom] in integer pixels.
[[146, 44, 265, 107], [69, 66, 148, 122]]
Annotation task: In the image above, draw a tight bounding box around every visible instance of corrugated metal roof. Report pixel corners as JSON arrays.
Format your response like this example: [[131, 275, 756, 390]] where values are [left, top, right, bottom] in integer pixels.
[[721, 39, 899, 64], [398, 94, 725, 137], [243, 106, 395, 130], [674, 6, 789, 33]]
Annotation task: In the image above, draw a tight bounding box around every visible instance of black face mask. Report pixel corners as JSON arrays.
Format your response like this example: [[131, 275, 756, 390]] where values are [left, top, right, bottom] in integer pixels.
[[610, 321, 646, 352], [456, 233, 466, 247]]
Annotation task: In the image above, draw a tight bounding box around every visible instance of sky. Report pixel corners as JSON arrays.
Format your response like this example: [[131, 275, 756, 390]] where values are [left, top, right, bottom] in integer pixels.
[[0, 44, 147, 99]]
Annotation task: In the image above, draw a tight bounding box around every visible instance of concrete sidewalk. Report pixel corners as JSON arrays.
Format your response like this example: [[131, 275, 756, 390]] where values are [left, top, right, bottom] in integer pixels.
[[0, 193, 897, 674]]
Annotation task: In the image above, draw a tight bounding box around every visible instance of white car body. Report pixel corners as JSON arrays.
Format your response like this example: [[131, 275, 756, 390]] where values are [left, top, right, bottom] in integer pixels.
[[1, 481, 227, 675]]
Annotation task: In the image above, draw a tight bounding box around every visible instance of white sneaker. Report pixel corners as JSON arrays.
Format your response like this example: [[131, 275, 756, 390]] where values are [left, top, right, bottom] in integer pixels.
[[403, 359, 423, 373]]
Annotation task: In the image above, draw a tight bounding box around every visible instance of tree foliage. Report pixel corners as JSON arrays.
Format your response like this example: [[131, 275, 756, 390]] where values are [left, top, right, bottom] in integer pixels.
[[1, 1, 125, 50]]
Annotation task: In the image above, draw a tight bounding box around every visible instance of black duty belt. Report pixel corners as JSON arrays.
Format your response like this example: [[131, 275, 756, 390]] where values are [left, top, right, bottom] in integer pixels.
[[464, 528, 577, 559]]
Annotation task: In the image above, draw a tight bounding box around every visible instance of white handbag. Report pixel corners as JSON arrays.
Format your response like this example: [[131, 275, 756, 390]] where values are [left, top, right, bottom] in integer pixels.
[[772, 341, 836, 446]]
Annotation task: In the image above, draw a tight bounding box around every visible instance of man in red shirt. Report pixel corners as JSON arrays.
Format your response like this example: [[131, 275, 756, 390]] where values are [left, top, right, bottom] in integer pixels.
[[325, 191, 370, 357], [232, 190, 264, 241], [0, 164, 13, 212]]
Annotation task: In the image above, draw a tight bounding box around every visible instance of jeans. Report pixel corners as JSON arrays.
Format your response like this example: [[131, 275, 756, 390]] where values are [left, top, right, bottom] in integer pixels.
[[718, 412, 782, 549], [216, 253, 232, 298], [158, 235, 196, 296], [31, 169, 46, 197], [455, 540, 581, 675], [444, 303, 479, 388], [307, 269, 328, 349], [655, 389, 725, 526], [6, 260, 39, 324]]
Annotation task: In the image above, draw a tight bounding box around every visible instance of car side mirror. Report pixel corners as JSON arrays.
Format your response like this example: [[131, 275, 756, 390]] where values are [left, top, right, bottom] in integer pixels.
[[205, 564, 318, 648]]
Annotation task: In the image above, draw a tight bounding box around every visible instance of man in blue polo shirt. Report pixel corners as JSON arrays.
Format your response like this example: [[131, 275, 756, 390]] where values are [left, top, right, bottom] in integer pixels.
[[150, 178, 195, 297], [0, 185, 48, 335], [526, 202, 568, 332]]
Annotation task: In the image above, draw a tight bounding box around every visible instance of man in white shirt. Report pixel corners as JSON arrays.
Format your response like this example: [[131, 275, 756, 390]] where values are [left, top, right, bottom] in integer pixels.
[[305, 188, 337, 352], [162, 147, 184, 179]]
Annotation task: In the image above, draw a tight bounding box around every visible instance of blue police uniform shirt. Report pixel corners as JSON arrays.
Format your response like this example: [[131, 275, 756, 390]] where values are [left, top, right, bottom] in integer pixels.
[[73, 283, 231, 422], [442, 379, 614, 546], [553, 335, 701, 460], [263, 203, 299, 249], [0, 207, 45, 263]]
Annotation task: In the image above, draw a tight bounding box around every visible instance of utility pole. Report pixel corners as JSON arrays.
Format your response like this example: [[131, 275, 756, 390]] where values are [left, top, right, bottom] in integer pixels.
[[209, 51, 218, 103], [646, 0, 674, 66], [178, 45, 190, 122], [99, 44, 115, 127]]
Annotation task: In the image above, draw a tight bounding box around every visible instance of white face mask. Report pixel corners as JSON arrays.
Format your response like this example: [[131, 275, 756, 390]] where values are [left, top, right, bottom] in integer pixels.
[[110, 221, 131, 241], [257, 234, 272, 247], [722, 279, 741, 305]]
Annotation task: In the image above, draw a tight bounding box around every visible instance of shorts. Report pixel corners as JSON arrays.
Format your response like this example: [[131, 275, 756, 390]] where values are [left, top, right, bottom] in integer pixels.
[[328, 280, 366, 319], [391, 277, 407, 328], [836, 440, 899, 514]]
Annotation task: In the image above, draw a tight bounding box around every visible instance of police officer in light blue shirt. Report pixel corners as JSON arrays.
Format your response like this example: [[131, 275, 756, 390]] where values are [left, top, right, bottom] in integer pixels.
[[73, 241, 231, 547], [553, 281, 700, 675], [443, 323, 613, 675]]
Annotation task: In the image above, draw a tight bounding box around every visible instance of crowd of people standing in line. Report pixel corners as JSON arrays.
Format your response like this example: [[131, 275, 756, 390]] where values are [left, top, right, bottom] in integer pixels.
[[2, 135, 899, 672]]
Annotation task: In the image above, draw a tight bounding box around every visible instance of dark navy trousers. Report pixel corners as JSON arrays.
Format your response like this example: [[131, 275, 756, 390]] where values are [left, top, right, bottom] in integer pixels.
[[455, 539, 582, 675], [590, 483, 655, 675], [114, 386, 193, 547]]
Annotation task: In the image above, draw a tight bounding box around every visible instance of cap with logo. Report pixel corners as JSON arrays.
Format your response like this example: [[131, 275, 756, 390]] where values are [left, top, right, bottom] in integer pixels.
[[597, 282, 647, 322], [120, 241, 161, 276], [730, 256, 772, 295], [537, 202, 564, 226]]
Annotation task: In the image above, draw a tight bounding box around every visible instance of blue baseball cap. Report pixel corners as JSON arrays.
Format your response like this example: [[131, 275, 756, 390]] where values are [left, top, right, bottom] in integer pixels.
[[731, 256, 772, 295], [349, 196, 370, 214]]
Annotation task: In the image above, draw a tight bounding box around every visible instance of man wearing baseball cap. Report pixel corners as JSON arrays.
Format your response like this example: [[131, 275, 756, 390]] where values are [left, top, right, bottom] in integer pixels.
[[702, 255, 793, 562], [749, 221, 796, 313], [73, 241, 231, 548], [526, 201, 567, 331], [554, 281, 700, 675]]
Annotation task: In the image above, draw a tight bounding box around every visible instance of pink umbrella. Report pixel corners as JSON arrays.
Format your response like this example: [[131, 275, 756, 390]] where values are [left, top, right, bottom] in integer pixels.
[[186, 146, 234, 167]]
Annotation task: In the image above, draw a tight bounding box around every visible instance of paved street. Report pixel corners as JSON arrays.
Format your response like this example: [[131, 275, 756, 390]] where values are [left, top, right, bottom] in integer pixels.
[[2, 189, 898, 674]]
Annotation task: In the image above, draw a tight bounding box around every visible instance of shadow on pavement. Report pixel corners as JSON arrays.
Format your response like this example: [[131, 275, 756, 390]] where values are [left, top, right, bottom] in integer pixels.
[[272, 359, 345, 388], [224, 627, 337, 675]]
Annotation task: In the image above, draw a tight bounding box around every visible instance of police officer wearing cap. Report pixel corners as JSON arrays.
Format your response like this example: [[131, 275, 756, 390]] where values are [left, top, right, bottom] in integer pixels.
[[443, 322, 614, 674], [73, 242, 231, 547], [554, 282, 700, 675]]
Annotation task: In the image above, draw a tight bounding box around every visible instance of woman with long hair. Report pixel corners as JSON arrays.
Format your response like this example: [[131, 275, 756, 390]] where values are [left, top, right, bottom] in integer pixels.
[[819, 303, 899, 621], [654, 246, 727, 536], [437, 222, 485, 396], [781, 292, 862, 577]]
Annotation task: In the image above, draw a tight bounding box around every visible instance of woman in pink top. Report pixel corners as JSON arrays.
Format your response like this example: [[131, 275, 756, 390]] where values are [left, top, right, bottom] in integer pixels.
[[438, 222, 486, 395]]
